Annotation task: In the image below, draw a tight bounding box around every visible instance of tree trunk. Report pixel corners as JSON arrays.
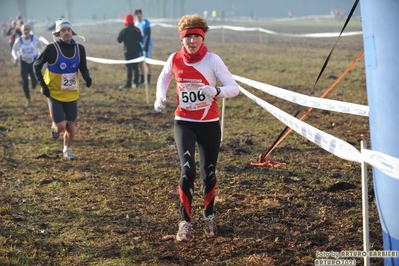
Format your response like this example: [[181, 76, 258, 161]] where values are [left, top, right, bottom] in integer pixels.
[[159, 0, 165, 18], [65, 0, 72, 21], [16, 0, 27, 20]]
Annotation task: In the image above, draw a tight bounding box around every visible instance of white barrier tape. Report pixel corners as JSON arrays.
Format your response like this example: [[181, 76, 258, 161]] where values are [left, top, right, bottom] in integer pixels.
[[209, 25, 259, 32], [233, 75, 369, 116], [86, 56, 167, 65], [39, 36, 49, 45], [151, 23, 362, 38], [153, 23, 176, 28], [240, 85, 399, 180], [39, 37, 166, 66], [239, 86, 362, 163], [145, 58, 167, 66], [86, 56, 144, 64], [362, 149, 399, 180], [278, 31, 363, 38]]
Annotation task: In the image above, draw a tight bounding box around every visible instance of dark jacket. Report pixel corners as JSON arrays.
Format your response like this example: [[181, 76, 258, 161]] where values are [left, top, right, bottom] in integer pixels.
[[33, 39, 90, 82], [7, 27, 21, 44], [117, 25, 142, 60]]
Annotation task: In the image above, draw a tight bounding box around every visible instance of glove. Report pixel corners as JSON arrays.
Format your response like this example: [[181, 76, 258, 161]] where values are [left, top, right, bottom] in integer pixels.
[[84, 76, 92, 88], [39, 81, 50, 98], [154, 98, 166, 112], [199, 85, 217, 97]]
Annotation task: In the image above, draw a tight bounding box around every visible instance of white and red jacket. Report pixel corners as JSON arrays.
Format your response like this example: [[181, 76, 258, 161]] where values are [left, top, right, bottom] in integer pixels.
[[156, 51, 239, 122]]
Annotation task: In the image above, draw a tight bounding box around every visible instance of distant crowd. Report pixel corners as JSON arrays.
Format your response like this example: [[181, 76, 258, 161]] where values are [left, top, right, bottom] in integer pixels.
[[2, 15, 25, 47]]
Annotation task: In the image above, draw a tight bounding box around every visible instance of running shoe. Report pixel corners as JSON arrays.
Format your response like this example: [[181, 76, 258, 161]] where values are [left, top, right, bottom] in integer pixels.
[[25, 99, 31, 107], [203, 213, 217, 238], [50, 127, 59, 140], [176, 221, 191, 241], [63, 150, 76, 160], [119, 84, 132, 90]]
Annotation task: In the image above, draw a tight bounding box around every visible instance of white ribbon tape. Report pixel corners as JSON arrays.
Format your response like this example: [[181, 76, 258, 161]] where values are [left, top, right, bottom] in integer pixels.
[[362, 149, 399, 180], [151, 21, 363, 38], [86, 56, 144, 64], [239, 86, 362, 163], [233, 75, 369, 116]]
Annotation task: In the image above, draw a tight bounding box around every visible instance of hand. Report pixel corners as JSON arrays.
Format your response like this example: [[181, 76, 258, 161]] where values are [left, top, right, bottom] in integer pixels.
[[154, 98, 166, 112], [41, 84, 50, 98], [199, 85, 217, 97], [39, 80, 50, 98], [84, 76, 92, 88]]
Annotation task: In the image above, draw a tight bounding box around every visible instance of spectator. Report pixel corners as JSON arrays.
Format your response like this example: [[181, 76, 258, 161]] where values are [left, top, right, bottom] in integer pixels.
[[212, 10, 217, 23], [117, 14, 142, 89], [15, 15, 24, 26], [47, 15, 64, 31], [27, 17, 36, 32], [1, 21, 7, 37], [6, 20, 21, 50], [134, 9, 152, 86], [203, 10, 208, 19], [219, 10, 225, 22]]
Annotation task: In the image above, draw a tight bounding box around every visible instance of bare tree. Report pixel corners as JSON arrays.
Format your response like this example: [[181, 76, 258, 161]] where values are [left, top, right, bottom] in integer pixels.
[[172, 0, 177, 18], [65, 0, 72, 20], [178, 0, 185, 18], [16, 0, 27, 20], [126, 0, 133, 14], [159, 0, 165, 18], [171, 0, 186, 19]]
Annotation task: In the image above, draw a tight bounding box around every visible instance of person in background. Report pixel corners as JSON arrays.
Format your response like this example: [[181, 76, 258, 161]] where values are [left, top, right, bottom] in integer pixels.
[[203, 10, 208, 19], [117, 13, 142, 89], [15, 15, 24, 26], [27, 17, 36, 32], [11, 23, 44, 107], [212, 10, 217, 23], [134, 9, 152, 86], [154, 14, 239, 241], [1, 21, 8, 37], [47, 15, 64, 31], [33, 18, 92, 160], [6, 20, 21, 50]]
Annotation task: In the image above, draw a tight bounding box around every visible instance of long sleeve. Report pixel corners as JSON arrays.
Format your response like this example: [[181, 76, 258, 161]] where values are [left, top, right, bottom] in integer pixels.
[[117, 28, 124, 43], [144, 27, 151, 51], [33, 43, 55, 82], [156, 53, 176, 100], [33, 35, 44, 56], [211, 53, 240, 98], [11, 37, 20, 60], [78, 44, 90, 79]]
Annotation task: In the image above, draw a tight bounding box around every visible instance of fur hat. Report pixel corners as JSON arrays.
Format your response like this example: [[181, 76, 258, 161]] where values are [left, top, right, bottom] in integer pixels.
[[52, 18, 77, 36]]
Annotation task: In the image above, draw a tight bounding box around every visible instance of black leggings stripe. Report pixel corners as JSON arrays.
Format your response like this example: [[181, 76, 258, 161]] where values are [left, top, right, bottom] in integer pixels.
[[174, 120, 221, 222]]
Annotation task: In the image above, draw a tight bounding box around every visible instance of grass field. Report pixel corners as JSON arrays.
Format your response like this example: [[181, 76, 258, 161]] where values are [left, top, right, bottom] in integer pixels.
[[0, 17, 384, 265]]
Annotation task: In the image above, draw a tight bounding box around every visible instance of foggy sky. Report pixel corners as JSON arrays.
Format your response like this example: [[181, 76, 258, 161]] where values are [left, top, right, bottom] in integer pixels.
[[0, 0, 360, 23]]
